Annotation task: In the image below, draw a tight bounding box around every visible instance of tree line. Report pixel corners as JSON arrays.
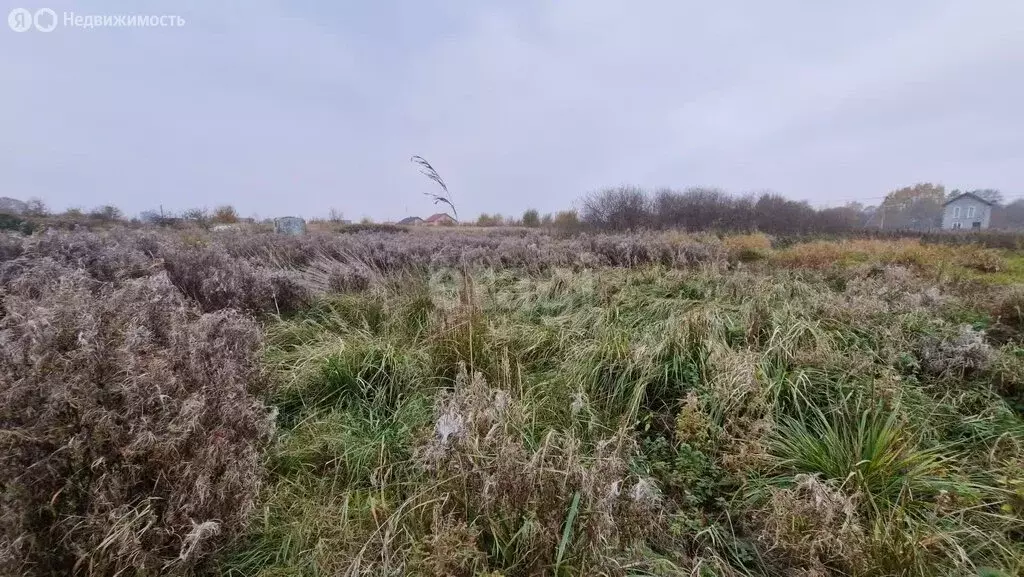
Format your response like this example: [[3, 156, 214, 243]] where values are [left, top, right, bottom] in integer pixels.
[[568, 183, 1024, 234], [9, 182, 1024, 235]]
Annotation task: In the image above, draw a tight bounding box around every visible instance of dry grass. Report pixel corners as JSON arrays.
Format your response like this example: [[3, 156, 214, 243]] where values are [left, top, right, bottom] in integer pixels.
[[770, 238, 1010, 280], [723, 233, 773, 262], [754, 474, 864, 573], [0, 259, 274, 576], [1, 227, 1022, 576]]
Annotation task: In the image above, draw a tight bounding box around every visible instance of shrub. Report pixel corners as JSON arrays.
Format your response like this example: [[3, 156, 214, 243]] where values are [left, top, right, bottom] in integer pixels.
[[476, 213, 502, 227], [0, 213, 33, 235], [89, 204, 124, 222], [521, 209, 540, 228], [0, 269, 273, 576], [551, 210, 580, 234], [212, 205, 240, 224]]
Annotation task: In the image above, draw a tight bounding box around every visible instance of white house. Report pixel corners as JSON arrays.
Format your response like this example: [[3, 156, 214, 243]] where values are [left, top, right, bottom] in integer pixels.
[[941, 192, 994, 231]]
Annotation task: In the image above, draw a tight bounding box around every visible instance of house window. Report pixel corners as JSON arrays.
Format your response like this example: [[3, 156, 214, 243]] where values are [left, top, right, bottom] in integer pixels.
[[966, 206, 976, 218], [952, 207, 960, 218], [952, 222, 962, 230]]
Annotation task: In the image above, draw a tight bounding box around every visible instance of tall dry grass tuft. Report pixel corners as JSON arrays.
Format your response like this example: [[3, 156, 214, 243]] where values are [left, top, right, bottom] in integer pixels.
[[723, 233, 773, 262], [916, 324, 995, 379], [754, 473, 864, 574], [342, 366, 669, 576], [0, 264, 274, 576]]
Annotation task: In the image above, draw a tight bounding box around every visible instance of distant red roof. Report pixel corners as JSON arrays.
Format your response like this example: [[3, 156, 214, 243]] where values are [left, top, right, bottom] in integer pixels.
[[424, 213, 455, 223]]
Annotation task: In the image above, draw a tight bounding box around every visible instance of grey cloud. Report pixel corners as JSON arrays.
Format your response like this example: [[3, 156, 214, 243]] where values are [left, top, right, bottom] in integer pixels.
[[1, 0, 1022, 220]]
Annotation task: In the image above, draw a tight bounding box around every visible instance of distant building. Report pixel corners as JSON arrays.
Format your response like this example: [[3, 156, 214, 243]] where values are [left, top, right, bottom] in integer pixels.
[[397, 216, 424, 226], [0, 197, 27, 215], [942, 192, 994, 230], [424, 213, 456, 226]]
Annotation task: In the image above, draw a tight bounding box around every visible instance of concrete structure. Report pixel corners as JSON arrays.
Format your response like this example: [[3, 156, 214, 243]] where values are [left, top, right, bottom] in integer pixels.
[[211, 223, 245, 233], [942, 193, 994, 230], [274, 216, 307, 235], [397, 216, 424, 225], [424, 213, 456, 226]]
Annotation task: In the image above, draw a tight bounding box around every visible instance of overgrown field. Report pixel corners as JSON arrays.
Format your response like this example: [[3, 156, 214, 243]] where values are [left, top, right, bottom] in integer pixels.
[[2, 228, 1023, 576]]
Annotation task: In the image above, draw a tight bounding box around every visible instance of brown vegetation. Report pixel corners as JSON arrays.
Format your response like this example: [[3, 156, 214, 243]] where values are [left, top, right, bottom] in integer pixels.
[[0, 225, 1022, 576], [0, 248, 273, 576]]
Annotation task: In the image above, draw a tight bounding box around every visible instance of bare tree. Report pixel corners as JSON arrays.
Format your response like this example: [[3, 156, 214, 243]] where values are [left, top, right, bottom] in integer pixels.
[[24, 198, 49, 217], [181, 207, 208, 222], [581, 186, 651, 231], [969, 189, 1004, 205], [754, 194, 816, 234], [880, 183, 945, 231], [653, 187, 738, 230], [992, 199, 1024, 230]]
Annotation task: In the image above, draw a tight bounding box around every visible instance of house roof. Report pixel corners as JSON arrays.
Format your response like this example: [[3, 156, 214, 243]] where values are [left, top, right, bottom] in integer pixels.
[[424, 213, 454, 223], [943, 192, 996, 207], [397, 216, 423, 224]]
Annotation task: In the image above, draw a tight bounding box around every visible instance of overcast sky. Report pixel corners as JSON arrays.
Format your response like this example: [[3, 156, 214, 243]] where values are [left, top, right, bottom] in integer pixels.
[[2, 1, 1023, 220]]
